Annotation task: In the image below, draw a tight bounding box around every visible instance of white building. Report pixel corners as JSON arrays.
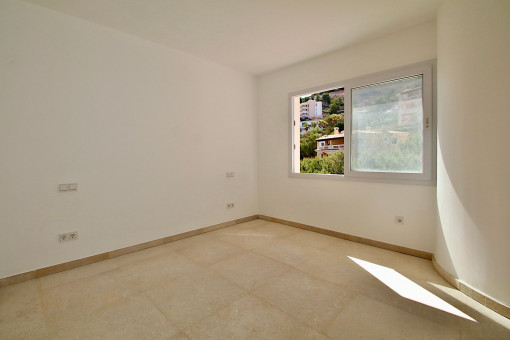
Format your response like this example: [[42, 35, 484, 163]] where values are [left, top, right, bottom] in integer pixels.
[[300, 99, 322, 120], [398, 87, 422, 126]]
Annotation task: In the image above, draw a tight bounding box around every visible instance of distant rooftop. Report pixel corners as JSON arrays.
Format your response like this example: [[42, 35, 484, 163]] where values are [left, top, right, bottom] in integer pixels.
[[316, 130, 344, 141]]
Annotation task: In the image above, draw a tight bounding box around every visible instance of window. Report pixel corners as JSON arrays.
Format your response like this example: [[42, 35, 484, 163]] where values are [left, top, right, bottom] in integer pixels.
[[290, 61, 434, 183]]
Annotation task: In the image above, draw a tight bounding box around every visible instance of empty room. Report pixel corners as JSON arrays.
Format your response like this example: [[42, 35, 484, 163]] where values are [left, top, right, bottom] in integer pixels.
[[1, 0, 509, 339]]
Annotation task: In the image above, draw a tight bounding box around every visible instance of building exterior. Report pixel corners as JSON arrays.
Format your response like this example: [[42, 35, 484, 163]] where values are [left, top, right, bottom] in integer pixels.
[[300, 99, 322, 120], [315, 127, 344, 157], [352, 128, 409, 152], [398, 87, 422, 126]]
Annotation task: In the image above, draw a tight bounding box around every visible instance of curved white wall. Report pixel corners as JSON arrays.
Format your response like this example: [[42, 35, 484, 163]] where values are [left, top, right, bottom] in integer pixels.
[[436, 0, 510, 306]]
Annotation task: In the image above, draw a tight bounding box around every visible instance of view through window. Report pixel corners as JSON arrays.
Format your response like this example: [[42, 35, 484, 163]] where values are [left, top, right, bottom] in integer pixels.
[[298, 87, 346, 175], [291, 62, 433, 181]]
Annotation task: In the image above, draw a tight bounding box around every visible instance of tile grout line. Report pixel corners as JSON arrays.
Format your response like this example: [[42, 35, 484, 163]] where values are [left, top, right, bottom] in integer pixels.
[[245, 290, 337, 339], [143, 291, 188, 336]]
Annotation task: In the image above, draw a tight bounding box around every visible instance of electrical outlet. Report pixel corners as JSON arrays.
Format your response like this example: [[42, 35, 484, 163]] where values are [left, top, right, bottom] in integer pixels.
[[58, 183, 78, 192], [59, 231, 78, 242], [226, 203, 235, 208], [394, 216, 404, 224], [226, 172, 235, 178]]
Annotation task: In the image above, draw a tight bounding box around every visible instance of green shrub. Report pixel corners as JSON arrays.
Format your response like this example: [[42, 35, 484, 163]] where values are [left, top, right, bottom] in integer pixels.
[[300, 151, 344, 175]]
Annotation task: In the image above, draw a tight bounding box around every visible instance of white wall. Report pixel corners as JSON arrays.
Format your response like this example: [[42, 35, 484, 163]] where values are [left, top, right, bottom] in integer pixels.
[[0, 0, 258, 278], [436, 0, 510, 306], [258, 22, 438, 252]]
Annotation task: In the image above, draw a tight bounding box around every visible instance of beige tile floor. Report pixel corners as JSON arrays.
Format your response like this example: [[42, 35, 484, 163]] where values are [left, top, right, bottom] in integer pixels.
[[1, 219, 510, 339]]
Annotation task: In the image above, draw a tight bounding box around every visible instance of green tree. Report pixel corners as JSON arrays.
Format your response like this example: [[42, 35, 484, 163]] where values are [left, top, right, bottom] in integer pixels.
[[322, 151, 344, 174], [352, 132, 422, 172], [300, 151, 344, 174], [299, 127, 322, 159], [329, 96, 344, 114], [318, 119, 328, 131], [323, 114, 344, 135], [322, 93, 331, 105], [300, 157, 324, 173], [316, 114, 344, 135]]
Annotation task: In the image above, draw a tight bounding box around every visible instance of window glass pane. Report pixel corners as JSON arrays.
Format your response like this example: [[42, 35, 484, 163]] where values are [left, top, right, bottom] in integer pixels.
[[351, 75, 423, 173]]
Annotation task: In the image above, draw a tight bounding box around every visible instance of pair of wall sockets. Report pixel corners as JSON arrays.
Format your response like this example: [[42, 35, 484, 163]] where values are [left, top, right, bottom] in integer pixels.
[[59, 231, 78, 242]]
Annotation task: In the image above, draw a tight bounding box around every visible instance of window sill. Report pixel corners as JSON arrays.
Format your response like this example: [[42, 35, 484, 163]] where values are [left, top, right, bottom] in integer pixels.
[[288, 172, 436, 186]]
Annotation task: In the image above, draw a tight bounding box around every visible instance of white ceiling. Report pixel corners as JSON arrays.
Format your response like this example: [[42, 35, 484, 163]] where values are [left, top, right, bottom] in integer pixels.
[[25, 0, 445, 75]]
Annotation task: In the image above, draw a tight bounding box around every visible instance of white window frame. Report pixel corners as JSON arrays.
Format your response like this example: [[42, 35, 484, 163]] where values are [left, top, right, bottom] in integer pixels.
[[289, 60, 436, 184]]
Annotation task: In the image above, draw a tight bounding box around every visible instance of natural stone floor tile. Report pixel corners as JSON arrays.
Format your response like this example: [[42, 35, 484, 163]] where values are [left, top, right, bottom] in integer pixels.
[[252, 237, 327, 266], [286, 229, 342, 250], [297, 249, 444, 313], [145, 270, 246, 329], [175, 238, 245, 265], [428, 283, 510, 340], [38, 259, 118, 290], [108, 243, 173, 267], [214, 228, 278, 250], [459, 316, 510, 340], [114, 251, 203, 292], [184, 295, 329, 340], [2, 219, 509, 339], [0, 280, 48, 339], [40, 269, 137, 323], [0, 280, 40, 318], [169, 332, 192, 340], [324, 240, 398, 267], [210, 252, 292, 290], [253, 269, 356, 332], [234, 219, 269, 229], [303, 251, 469, 330], [49, 294, 180, 339], [207, 221, 268, 238], [325, 294, 460, 340], [380, 278, 464, 329], [249, 222, 300, 238], [297, 251, 463, 330], [385, 252, 446, 283], [159, 232, 218, 252], [296, 251, 380, 288], [1, 323, 52, 340]]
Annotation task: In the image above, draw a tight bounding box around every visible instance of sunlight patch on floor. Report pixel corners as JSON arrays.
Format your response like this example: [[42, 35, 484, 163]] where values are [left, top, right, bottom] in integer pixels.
[[349, 256, 476, 322]]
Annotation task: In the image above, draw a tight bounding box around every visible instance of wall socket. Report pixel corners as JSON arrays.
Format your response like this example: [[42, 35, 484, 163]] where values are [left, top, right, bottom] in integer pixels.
[[394, 216, 404, 224], [58, 183, 78, 192], [59, 231, 78, 242], [226, 172, 235, 178], [226, 203, 235, 208]]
